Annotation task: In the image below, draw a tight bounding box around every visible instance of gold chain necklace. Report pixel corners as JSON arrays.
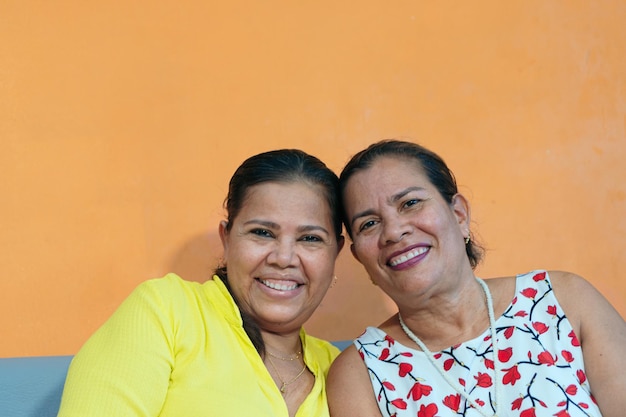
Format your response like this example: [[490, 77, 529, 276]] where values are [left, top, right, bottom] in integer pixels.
[[267, 349, 302, 361], [266, 354, 307, 394], [398, 278, 502, 417]]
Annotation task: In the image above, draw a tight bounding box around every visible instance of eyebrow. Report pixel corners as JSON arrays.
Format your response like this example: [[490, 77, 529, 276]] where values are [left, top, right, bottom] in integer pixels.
[[349, 186, 425, 228], [243, 220, 330, 236]]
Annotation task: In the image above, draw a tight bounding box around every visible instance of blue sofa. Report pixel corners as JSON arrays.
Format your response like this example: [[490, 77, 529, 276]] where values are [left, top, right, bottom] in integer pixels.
[[0, 355, 73, 417], [0, 340, 352, 417]]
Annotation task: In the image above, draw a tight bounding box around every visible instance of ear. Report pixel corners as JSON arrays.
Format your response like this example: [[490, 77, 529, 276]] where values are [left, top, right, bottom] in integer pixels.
[[350, 242, 361, 263], [451, 193, 470, 230], [218, 220, 230, 257], [336, 235, 346, 255]]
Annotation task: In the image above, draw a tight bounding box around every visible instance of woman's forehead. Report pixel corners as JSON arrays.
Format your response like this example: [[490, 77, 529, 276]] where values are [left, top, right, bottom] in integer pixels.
[[347, 157, 428, 190]]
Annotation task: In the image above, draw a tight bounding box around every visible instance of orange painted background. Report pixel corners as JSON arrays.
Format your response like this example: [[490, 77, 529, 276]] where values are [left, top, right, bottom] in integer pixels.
[[2, 1, 625, 357]]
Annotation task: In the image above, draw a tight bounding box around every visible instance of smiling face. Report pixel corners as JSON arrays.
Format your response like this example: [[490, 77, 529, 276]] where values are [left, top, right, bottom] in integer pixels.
[[343, 156, 471, 302], [219, 181, 343, 333]]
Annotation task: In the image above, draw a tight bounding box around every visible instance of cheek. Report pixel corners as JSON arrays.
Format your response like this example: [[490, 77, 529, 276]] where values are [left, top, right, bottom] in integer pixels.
[[351, 240, 380, 268], [303, 250, 336, 278]]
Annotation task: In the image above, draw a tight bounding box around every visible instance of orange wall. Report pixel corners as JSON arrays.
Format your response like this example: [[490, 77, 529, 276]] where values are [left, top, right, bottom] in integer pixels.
[[1, 1, 625, 357]]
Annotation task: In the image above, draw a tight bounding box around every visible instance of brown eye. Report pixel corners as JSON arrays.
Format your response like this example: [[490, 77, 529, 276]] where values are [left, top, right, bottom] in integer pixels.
[[403, 199, 420, 209], [359, 219, 377, 232], [251, 228, 273, 238]]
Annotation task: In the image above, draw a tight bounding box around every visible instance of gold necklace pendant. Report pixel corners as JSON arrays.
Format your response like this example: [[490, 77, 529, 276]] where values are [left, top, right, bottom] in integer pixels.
[[266, 354, 307, 395]]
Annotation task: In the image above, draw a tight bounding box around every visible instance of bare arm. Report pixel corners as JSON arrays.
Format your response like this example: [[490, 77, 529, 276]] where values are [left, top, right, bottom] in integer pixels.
[[327, 345, 383, 417], [550, 271, 626, 417]]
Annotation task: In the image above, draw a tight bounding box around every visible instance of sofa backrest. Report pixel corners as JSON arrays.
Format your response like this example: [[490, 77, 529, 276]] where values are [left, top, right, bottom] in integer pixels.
[[0, 356, 73, 417]]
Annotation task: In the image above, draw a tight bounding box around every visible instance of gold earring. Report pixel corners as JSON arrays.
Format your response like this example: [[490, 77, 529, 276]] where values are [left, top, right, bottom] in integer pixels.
[[465, 235, 471, 244]]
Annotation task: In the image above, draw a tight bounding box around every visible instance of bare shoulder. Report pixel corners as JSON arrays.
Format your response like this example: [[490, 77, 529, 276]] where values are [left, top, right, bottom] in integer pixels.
[[327, 345, 382, 417], [546, 270, 613, 328], [546, 271, 626, 416], [547, 269, 593, 291], [546, 270, 626, 343], [328, 345, 361, 374], [327, 345, 367, 390]]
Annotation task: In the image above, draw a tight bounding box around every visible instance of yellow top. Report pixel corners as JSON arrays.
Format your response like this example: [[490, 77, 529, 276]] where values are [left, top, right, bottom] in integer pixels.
[[57, 274, 340, 417]]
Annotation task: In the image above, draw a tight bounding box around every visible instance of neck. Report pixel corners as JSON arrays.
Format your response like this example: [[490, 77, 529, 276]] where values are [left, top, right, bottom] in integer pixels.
[[261, 329, 303, 358], [398, 278, 502, 417], [396, 278, 488, 349]]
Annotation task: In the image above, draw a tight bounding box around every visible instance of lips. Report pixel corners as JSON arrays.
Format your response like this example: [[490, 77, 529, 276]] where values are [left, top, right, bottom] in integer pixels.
[[258, 278, 300, 291], [388, 246, 429, 267]]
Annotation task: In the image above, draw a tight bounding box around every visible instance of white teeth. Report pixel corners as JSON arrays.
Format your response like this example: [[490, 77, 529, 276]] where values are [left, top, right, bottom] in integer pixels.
[[260, 279, 299, 291], [389, 247, 428, 267]]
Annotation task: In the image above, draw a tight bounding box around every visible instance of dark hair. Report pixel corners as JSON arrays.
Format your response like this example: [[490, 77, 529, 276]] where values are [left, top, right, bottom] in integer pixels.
[[215, 149, 342, 355], [339, 139, 482, 268]]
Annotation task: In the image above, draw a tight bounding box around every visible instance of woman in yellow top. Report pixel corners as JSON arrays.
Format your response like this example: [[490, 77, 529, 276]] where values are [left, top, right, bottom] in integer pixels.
[[57, 149, 345, 417]]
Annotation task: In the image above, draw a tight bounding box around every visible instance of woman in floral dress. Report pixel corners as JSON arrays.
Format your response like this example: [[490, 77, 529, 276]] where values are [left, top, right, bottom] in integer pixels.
[[327, 140, 625, 417]]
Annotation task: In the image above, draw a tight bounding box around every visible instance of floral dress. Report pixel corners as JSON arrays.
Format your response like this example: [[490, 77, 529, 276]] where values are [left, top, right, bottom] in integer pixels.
[[356, 270, 602, 417]]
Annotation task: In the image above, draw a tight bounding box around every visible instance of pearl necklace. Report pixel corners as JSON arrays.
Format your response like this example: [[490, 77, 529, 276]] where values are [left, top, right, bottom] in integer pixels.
[[398, 278, 502, 417]]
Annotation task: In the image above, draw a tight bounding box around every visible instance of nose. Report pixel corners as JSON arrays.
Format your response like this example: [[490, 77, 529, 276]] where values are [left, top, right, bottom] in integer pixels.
[[267, 238, 298, 268], [380, 217, 411, 245]]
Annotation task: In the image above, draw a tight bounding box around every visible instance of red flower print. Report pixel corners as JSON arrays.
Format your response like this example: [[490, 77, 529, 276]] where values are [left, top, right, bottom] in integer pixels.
[[515, 311, 528, 317], [407, 382, 433, 401], [504, 326, 515, 339], [474, 372, 493, 388], [400, 351, 413, 357], [533, 271, 546, 281], [379, 348, 390, 360], [459, 378, 466, 387], [512, 397, 523, 410], [382, 381, 396, 391], [503, 365, 521, 385], [498, 347, 513, 362], [443, 394, 461, 411], [538, 351, 557, 366], [475, 398, 485, 406], [417, 403, 438, 417], [554, 410, 571, 417], [547, 305, 557, 315], [520, 407, 536, 417], [532, 322, 549, 334], [512, 296, 518, 304], [580, 402, 589, 409], [390, 398, 407, 409], [385, 335, 395, 346], [521, 288, 538, 298], [484, 358, 494, 369], [568, 330, 581, 347], [359, 350, 364, 360], [443, 358, 454, 371], [434, 353, 442, 359], [398, 362, 413, 377], [565, 385, 577, 395], [561, 350, 574, 363], [577, 369, 587, 384]]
